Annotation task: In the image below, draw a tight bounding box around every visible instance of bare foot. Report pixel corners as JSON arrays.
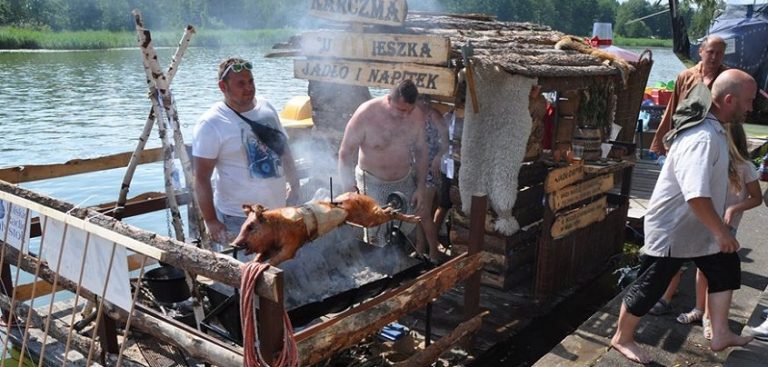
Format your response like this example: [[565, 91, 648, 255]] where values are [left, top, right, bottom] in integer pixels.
[[711, 332, 753, 352], [610, 336, 650, 364]]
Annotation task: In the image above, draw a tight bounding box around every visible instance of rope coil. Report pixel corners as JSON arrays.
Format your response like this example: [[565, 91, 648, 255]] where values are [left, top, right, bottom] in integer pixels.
[[240, 261, 298, 367]]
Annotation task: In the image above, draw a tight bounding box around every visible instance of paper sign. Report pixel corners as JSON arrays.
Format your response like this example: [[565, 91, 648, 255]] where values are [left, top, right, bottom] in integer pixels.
[[0, 200, 31, 253], [41, 217, 132, 311]]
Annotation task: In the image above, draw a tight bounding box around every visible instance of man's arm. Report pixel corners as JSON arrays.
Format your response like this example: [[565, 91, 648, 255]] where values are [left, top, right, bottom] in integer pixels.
[[725, 180, 761, 225], [338, 109, 365, 192], [193, 156, 227, 243], [281, 146, 300, 205], [650, 71, 688, 156], [688, 197, 739, 253]]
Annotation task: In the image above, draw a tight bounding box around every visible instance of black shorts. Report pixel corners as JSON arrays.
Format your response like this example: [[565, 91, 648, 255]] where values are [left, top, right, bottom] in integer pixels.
[[438, 172, 452, 209], [623, 252, 741, 317]]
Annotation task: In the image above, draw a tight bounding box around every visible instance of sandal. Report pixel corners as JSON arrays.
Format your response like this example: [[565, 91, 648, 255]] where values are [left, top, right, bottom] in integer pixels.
[[648, 299, 672, 315], [702, 318, 712, 340], [676, 308, 703, 324]]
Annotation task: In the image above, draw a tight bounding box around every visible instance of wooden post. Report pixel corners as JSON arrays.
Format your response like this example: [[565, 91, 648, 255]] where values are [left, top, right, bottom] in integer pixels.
[[257, 271, 284, 364], [98, 313, 119, 363], [464, 194, 486, 320]]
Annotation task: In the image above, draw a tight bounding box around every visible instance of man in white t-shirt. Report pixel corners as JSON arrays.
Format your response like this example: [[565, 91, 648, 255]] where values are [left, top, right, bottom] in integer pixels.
[[610, 69, 757, 364], [192, 57, 299, 248]]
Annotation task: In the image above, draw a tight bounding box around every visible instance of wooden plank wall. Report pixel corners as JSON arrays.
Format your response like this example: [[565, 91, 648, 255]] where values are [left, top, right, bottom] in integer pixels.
[[534, 166, 631, 300]]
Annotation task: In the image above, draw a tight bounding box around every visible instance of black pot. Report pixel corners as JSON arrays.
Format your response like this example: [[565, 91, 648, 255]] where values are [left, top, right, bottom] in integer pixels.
[[142, 266, 191, 304]]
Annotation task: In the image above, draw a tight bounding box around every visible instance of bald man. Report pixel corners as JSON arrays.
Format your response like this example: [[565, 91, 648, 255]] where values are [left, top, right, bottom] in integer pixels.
[[611, 69, 757, 364], [650, 36, 728, 157]]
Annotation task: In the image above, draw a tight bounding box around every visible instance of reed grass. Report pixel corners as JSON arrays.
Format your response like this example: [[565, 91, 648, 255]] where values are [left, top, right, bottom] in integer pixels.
[[0, 27, 297, 49], [613, 37, 673, 48]]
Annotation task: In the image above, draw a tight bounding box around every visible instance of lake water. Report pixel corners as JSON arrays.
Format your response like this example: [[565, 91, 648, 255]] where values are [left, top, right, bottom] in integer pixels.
[[0, 45, 685, 233]]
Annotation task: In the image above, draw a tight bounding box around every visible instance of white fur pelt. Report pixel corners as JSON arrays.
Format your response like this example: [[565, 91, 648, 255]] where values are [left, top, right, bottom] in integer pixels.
[[459, 64, 537, 235]]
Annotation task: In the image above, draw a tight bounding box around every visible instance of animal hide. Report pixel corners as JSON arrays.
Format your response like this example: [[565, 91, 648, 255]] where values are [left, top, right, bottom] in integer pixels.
[[459, 63, 537, 235]]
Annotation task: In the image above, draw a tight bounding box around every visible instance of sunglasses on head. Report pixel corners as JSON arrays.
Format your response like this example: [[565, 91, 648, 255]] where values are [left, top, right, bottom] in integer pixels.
[[220, 62, 253, 80]]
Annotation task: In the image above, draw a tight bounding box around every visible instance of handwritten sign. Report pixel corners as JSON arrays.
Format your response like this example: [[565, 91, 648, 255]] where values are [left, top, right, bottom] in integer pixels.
[[0, 200, 30, 252], [551, 196, 607, 239], [548, 174, 613, 212], [309, 0, 407, 26], [41, 217, 132, 311], [545, 164, 584, 193], [295, 59, 456, 96], [302, 31, 450, 65]]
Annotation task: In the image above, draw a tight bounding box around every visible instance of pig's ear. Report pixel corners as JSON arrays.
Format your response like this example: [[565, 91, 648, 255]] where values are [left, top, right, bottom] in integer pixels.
[[242, 204, 253, 214], [252, 204, 267, 222]]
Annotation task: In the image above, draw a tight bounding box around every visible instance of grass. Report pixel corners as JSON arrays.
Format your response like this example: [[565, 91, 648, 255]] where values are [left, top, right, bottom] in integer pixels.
[[744, 123, 768, 138], [0, 27, 298, 49]]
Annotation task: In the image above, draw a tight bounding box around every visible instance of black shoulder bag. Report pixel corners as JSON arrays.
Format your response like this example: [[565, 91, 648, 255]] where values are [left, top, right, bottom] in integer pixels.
[[229, 106, 287, 156]]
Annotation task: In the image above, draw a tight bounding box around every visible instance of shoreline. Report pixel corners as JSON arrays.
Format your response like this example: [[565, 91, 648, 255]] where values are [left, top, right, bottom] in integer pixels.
[[0, 27, 671, 50], [0, 27, 298, 50]]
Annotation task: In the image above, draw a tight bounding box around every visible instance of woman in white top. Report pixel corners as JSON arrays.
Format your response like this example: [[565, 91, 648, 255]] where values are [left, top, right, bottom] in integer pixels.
[[677, 122, 761, 339]]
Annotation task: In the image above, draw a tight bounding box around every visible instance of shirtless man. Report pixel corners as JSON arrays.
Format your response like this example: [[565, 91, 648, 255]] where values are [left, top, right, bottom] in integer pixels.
[[338, 79, 428, 245], [611, 69, 756, 364]]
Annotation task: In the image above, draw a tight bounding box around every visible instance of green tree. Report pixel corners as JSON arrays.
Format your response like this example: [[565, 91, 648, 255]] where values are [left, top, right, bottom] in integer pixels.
[[615, 0, 653, 37]]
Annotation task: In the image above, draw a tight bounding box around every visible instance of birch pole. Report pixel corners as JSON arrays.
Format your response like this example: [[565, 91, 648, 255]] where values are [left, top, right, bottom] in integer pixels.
[[133, 12, 185, 242], [115, 25, 195, 221], [133, 10, 210, 250]]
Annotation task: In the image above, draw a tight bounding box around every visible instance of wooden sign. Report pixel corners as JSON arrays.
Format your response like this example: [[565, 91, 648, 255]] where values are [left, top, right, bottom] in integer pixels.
[[309, 0, 408, 26], [295, 59, 456, 96], [544, 164, 584, 193], [548, 174, 613, 211], [302, 31, 450, 65], [551, 196, 607, 239]]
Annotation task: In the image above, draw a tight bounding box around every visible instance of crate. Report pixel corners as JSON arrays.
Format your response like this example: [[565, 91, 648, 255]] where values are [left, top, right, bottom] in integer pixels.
[[651, 89, 672, 106]]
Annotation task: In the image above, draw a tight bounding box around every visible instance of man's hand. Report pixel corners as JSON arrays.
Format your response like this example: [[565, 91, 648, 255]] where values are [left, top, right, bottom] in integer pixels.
[[715, 228, 740, 253], [206, 219, 228, 243], [723, 207, 737, 226]]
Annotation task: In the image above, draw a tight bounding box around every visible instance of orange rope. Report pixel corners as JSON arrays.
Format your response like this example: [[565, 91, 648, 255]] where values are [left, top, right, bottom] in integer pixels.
[[240, 261, 298, 367]]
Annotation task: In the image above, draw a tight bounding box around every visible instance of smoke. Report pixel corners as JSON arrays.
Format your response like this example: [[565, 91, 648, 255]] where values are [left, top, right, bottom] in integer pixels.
[[289, 135, 344, 202]]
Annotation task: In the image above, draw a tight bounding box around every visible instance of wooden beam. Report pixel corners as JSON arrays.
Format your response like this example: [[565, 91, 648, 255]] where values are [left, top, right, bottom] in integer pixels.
[[295, 252, 483, 366], [464, 194, 486, 320], [309, 0, 407, 26], [0, 147, 165, 184], [301, 31, 450, 65], [393, 311, 488, 367], [295, 59, 456, 97]]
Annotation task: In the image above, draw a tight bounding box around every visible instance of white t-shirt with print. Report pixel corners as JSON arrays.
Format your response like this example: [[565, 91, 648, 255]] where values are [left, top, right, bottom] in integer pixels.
[[192, 99, 288, 216]]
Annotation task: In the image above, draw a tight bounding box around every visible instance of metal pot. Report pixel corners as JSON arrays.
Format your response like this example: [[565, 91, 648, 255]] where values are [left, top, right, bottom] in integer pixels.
[[142, 265, 191, 304]]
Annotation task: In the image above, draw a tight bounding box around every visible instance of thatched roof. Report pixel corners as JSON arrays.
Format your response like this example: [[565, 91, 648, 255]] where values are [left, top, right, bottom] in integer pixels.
[[401, 13, 628, 78]]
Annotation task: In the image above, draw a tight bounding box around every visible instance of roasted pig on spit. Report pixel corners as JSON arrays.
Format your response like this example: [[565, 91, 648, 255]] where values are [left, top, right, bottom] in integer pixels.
[[232, 192, 420, 265]]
